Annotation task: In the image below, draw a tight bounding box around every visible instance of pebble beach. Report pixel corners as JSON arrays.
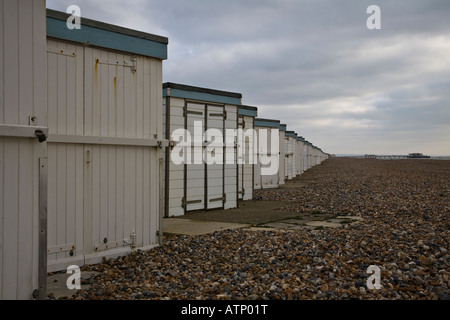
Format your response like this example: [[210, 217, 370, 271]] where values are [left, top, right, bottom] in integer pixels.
[[62, 158, 449, 300]]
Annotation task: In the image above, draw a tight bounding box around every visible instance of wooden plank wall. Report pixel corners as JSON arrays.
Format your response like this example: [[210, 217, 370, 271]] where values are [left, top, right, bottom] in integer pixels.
[[165, 97, 185, 217], [46, 39, 163, 272], [296, 140, 303, 176], [165, 99, 239, 216], [255, 127, 279, 189], [237, 115, 255, 201], [278, 131, 286, 185], [0, 0, 47, 299], [223, 105, 238, 209]]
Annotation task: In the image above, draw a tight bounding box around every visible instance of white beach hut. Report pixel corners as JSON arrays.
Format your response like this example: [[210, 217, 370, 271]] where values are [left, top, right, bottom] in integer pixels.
[[163, 82, 241, 216], [254, 118, 281, 190], [45, 9, 169, 272]]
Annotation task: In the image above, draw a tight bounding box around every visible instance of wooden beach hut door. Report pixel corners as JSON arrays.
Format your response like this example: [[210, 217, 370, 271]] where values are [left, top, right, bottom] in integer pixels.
[[184, 103, 225, 212], [46, 40, 162, 271], [237, 116, 244, 200], [46, 41, 85, 270], [206, 105, 225, 209], [238, 115, 254, 200], [184, 103, 206, 212]]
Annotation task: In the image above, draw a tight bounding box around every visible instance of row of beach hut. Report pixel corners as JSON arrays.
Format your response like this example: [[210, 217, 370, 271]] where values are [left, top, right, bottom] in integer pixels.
[[162, 83, 328, 218], [0, 3, 328, 299]]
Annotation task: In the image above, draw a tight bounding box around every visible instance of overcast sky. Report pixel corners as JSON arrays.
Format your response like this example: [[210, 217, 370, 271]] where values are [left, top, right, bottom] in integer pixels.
[[47, 0, 450, 156]]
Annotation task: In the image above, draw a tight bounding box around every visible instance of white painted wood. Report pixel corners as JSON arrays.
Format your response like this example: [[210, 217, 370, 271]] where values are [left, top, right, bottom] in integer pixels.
[[284, 136, 297, 180], [237, 117, 244, 200], [284, 137, 292, 180], [185, 103, 206, 212], [46, 143, 85, 271], [206, 105, 224, 210], [46, 40, 164, 272], [255, 127, 279, 189], [165, 98, 239, 215], [237, 115, 254, 200], [2, 138, 20, 298], [3, 0, 19, 125], [0, 125, 48, 138], [1, 0, 47, 299], [48, 134, 166, 147], [223, 105, 237, 209], [0, 1, 3, 126], [292, 137, 297, 178], [278, 131, 285, 185], [295, 140, 302, 175], [0, 142, 3, 297]]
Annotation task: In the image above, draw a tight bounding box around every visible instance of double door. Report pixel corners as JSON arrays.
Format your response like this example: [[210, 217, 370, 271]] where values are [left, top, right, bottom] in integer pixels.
[[183, 102, 226, 212], [46, 39, 163, 271]]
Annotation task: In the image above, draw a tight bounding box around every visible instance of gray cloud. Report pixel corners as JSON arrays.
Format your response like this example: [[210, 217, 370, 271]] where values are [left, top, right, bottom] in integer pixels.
[[47, 0, 450, 156]]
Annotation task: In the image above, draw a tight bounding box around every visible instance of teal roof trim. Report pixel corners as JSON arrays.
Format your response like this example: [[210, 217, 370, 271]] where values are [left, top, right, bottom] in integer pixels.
[[164, 88, 241, 105], [255, 118, 281, 128], [285, 131, 297, 138], [238, 105, 258, 117], [46, 11, 168, 60], [163, 83, 242, 105]]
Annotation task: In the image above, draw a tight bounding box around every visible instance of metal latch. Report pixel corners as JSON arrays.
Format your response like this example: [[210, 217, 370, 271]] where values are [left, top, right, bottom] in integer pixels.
[[35, 130, 47, 143]]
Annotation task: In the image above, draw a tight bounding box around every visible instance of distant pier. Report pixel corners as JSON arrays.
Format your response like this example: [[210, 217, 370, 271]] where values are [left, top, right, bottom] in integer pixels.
[[341, 153, 433, 159]]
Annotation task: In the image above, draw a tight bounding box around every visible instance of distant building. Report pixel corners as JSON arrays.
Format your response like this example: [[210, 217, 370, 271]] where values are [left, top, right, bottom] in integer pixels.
[[408, 153, 430, 159]]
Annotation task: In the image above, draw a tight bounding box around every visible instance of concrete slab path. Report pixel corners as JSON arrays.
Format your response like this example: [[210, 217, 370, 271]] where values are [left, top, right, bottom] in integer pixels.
[[163, 218, 251, 236]]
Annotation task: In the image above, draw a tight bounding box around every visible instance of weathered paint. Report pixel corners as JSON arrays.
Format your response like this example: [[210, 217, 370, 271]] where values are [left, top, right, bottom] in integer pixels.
[[0, 0, 47, 300], [45, 13, 166, 272]]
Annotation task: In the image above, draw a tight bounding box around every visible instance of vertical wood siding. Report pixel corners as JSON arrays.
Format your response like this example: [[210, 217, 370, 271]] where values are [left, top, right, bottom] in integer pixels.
[[254, 127, 279, 189], [278, 131, 285, 185], [165, 99, 238, 216], [237, 115, 254, 201], [46, 40, 163, 272], [166, 97, 185, 217], [296, 141, 303, 175], [1, 0, 47, 299]]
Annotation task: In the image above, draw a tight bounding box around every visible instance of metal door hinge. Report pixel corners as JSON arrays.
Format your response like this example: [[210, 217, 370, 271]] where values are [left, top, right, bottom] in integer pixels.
[[181, 197, 202, 209], [209, 193, 227, 203], [95, 56, 137, 72], [184, 106, 203, 117], [47, 47, 76, 57], [209, 110, 227, 119]]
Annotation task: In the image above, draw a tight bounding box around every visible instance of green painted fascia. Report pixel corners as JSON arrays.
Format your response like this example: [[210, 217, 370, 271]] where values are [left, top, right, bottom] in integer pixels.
[[285, 131, 297, 138], [238, 105, 258, 117], [46, 11, 168, 60], [255, 118, 281, 128], [163, 83, 242, 105]]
